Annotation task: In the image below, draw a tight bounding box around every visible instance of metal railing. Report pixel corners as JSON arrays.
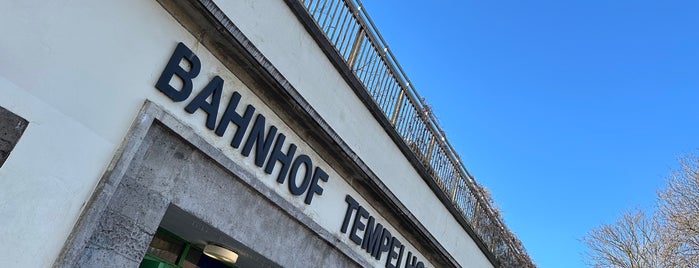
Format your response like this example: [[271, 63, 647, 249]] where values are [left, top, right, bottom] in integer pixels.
[[298, 0, 534, 266]]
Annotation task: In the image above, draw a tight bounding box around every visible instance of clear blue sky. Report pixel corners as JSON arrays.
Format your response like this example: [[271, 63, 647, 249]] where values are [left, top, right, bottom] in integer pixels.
[[360, 1, 699, 267]]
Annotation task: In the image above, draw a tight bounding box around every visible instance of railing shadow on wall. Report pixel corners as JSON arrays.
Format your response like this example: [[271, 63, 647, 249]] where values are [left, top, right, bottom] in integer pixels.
[[297, 0, 535, 266]]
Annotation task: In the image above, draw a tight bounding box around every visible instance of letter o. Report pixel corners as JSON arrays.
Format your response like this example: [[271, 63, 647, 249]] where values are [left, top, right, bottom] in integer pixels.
[[288, 154, 313, 196]]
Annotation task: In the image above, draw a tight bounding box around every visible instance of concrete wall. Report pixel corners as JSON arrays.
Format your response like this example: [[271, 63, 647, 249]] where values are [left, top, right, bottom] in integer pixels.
[[0, 0, 492, 267], [75, 116, 362, 268]]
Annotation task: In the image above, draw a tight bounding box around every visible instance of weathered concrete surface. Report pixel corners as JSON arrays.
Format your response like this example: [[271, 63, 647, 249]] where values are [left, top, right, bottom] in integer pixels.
[[0, 106, 28, 168], [69, 121, 362, 267]]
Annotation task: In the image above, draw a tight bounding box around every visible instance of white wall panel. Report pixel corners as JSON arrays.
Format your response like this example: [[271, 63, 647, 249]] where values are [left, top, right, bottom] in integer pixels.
[[0, 0, 492, 266]]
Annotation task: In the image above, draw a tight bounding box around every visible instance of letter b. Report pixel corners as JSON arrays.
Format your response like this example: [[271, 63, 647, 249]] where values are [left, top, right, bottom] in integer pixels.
[[156, 42, 201, 102]]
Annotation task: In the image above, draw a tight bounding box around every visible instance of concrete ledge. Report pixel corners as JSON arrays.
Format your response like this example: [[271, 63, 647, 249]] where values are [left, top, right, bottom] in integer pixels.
[[0, 106, 28, 168], [54, 101, 372, 267]]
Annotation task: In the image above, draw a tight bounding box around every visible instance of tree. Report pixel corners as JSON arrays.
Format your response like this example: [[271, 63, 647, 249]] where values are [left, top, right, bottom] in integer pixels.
[[583, 153, 699, 268], [582, 209, 673, 268], [658, 154, 699, 265]]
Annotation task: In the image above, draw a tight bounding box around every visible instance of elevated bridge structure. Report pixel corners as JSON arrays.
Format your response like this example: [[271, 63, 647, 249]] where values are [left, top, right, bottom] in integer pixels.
[[0, 0, 532, 267]]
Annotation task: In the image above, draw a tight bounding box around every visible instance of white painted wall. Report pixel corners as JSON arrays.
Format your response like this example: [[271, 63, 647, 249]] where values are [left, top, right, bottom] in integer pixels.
[[0, 1, 196, 266], [213, 1, 493, 267], [0, 0, 492, 267]]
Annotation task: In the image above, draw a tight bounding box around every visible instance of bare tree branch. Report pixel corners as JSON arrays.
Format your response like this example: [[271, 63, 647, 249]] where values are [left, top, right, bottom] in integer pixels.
[[583, 152, 699, 267]]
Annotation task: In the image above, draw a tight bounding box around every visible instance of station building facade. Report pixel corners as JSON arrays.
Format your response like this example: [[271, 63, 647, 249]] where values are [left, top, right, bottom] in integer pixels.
[[0, 0, 532, 267]]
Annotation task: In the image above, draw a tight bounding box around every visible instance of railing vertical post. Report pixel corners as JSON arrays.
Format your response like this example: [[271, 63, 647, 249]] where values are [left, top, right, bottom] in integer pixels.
[[425, 135, 435, 163], [390, 88, 405, 125], [472, 200, 481, 230], [346, 27, 365, 66], [450, 169, 460, 201], [450, 176, 458, 201]]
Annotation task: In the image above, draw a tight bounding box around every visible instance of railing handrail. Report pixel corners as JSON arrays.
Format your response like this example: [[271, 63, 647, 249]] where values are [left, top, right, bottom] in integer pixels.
[[298, 0, 534, 266], [349, 0, 526, 259]]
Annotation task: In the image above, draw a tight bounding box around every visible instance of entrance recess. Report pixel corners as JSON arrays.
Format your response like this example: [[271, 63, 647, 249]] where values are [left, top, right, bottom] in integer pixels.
[[140, 228, 232, 268], [55, 103, 363, 267]]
